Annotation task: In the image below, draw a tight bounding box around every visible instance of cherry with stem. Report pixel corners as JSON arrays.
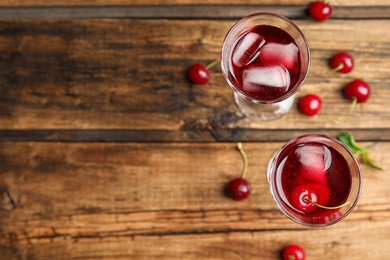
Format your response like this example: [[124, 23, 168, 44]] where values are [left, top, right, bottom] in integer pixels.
[[187, 59, 219, 85], [225, 142, 251, 201], [330, 52, 354, 74], [336, 79, 371, 124]]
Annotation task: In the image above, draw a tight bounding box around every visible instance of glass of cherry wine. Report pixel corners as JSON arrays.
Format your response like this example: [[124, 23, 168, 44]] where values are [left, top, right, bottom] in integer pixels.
[[267, 134, 362, 227], [221, 12, 310, 120]]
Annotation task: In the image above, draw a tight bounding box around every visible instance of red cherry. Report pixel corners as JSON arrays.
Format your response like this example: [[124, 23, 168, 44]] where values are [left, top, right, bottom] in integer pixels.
[[226, 178, 251, 201], [290, 185, 318, 213], [298, 94, 322, 116], [330, 52, 354, 73], [187, 63, 210, 84], [282, 244, 305, 260], [309, 1, 332, 22], [344, 79, 371, 103], [336, 79, 371, 123]]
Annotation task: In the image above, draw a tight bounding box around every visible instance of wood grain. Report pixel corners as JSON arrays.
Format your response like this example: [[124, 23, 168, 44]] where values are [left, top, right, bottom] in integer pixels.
[[0, 6, 389, 19], [0, 19, 390, 141], [0, 142, 389, 259], [1, 1, 390, 259], [1, 0, 390, 7]]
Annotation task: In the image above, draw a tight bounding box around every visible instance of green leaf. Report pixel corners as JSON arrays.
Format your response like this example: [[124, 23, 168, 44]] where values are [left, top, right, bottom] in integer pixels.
[[362, 152, 383, 171], [337, 132, 365, 154], [338, 132, 383, 171]]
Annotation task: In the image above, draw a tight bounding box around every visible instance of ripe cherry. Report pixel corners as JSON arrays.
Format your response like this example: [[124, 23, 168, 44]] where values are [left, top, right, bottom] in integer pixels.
[[298, 94, 322, 116], [226, 178, 251, 201], [330, 52, 354, 73], [337, 79, 371, 123], [290, 185, 319, 213], [226, 142, 251, 201], [187, 63, 210, 84], [344, 79, 371, 103], [282, 244, 305, 260], [290, 184, 350, 213], [308, 1, 332, 22], [187, 59, 219, 85]]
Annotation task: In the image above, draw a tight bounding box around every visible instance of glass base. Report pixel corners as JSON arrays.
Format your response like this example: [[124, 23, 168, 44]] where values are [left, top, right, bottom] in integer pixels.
[[234, 92, 295, 120]]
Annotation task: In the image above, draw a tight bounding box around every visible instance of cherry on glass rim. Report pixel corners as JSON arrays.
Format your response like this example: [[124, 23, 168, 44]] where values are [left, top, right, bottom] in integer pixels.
[[282, 244, 305, 260], [330, 52, 354, 73], [299, 94, 322, 116], [308, 0, 332, 22]]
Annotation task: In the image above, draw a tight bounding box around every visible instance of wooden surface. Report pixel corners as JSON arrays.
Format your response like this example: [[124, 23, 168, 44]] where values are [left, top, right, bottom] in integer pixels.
[[1, 1, 390, 259]]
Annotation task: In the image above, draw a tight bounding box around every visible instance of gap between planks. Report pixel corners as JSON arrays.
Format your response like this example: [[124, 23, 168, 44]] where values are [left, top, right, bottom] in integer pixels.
[[1, 129, 390, 142]]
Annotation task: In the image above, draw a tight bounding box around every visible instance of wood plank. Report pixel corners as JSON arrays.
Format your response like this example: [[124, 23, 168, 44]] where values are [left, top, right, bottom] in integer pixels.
[[0, 19, 389, 138], [0, 6, 388, 19], [0, 0, 389, 7], [0, 142, 389, 259], [2, 228, 390, 259]]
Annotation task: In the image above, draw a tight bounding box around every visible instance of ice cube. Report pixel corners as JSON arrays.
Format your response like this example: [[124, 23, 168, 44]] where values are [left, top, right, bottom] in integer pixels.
[[294, 145, 331, 185], [258, 42, 299, 70], [242, 65, 291, 93], [232, 32, 265, 67]]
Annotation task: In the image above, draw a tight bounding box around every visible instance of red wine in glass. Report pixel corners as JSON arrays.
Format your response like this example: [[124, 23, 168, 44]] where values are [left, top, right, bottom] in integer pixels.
[[221, 13, 310, 120], [268, 135, 362, 227], [230, 25, 301, 101]]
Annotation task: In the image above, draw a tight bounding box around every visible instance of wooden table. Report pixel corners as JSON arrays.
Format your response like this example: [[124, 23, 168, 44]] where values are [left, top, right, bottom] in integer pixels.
[[1, 1, 390, 259]]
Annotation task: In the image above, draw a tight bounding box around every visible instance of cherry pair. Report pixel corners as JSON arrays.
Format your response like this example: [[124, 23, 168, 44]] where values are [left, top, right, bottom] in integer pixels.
[[299, 50, 371, 118], [330, 52, 371, 122]]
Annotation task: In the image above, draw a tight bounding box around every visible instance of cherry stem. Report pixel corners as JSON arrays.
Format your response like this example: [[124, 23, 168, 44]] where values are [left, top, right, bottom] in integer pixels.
[[237, 142, 248, 179], [335, 97, 358, 124], [331, 63, 344, 72], [303, 196, 351, 210], [206, 59, 220, 70]]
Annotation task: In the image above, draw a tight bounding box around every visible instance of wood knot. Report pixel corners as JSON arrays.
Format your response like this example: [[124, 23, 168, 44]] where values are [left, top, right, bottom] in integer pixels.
[[0, 190, 16, 211]]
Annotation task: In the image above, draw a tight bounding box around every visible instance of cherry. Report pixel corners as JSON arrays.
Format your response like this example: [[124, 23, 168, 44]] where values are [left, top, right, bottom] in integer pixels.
[[330, 52, 354, 73], [226, 178, 251, 201], [337, 79, 371, 123], [290, 184, 350, 214], [187, 63, 210, 85], [187, 59, 219, 85], [282, 244, 305, 260], [344, 79, 371, 103], [308, 1, 332, 22], [226, 142, 251, 201], [298, 94, 322, 116], [290, 185, 319, 213]]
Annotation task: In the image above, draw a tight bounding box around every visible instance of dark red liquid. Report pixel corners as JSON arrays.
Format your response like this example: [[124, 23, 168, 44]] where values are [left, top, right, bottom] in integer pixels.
[[229, 25, 301, 100], [276, 142, 352, 221]]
